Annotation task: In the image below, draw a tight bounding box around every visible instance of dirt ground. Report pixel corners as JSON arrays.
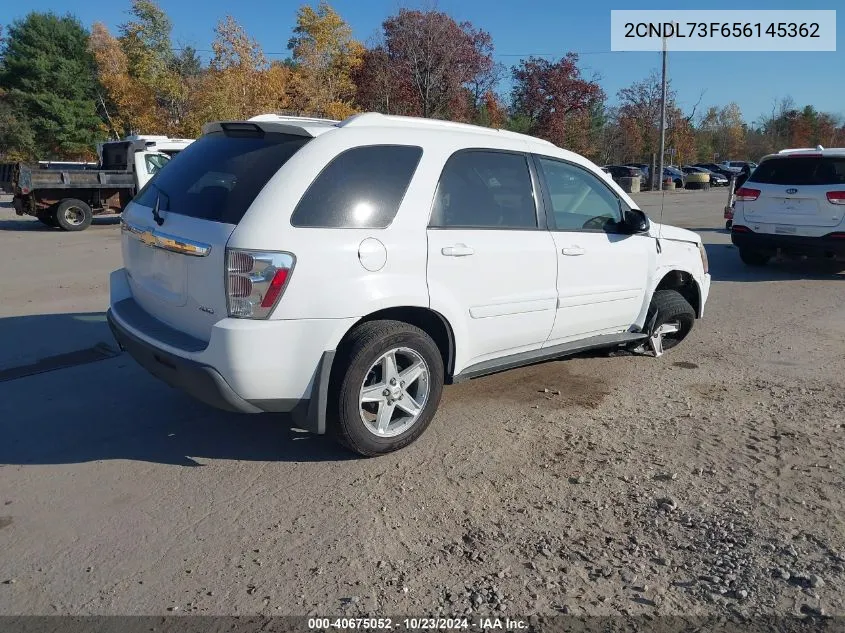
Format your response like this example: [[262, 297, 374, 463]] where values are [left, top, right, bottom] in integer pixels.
[[1, 189, 844, 623]]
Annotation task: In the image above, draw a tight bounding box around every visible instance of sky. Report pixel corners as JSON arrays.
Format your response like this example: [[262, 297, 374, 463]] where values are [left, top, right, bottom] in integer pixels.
[[2, 0, 843, 124]]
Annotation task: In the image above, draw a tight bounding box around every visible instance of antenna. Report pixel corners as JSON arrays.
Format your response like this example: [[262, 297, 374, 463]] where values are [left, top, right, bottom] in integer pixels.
[[657, 23, 675, 239]]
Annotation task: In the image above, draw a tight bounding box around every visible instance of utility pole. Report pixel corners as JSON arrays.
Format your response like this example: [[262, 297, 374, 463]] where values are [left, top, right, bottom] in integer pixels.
[[658, 29, 668, 191]]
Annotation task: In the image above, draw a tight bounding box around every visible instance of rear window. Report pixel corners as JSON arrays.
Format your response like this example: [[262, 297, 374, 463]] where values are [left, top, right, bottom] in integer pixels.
[[134, 130, 310, 224], [290, 145, 423, 228], [749, 157, 845, 186]]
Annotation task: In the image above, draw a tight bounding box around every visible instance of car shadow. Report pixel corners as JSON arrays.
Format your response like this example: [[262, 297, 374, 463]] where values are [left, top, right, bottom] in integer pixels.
[[704, 243, 845, 282], [0, 312, 352, 466]]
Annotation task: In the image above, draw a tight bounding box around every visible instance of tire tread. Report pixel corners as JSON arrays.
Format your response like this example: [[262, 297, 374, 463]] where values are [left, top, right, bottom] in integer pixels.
[[331, 319, 444, 457]]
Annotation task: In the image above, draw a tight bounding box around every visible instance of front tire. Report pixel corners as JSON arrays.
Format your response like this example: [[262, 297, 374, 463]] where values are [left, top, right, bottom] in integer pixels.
[[330, 320, 445, 457], [739, 248, 770, 267], [645, 289, 696, 356], [55, 198, 93, 232]]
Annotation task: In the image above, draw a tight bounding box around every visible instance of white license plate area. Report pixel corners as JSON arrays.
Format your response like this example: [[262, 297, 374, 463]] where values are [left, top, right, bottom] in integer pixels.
[[774, 225, 797, 235], [127, 240, 187, 304], [777, 198, 817, 214]]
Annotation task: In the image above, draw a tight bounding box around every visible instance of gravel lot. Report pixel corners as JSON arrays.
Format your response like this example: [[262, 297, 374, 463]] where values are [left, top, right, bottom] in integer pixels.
[[1, 189, 844, 622]]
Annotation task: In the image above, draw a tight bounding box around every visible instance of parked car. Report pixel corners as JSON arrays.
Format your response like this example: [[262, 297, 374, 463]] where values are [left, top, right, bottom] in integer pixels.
[[694, 163, 736, 180], [624, 163, 652, 186], [682, 165, 729, 186], [730, 147, 845, 266], [107, 112, 711, 456], [2, 140, 171, 231], [603, 164, 645, 187], [720, 160, 758, 173], [664, 166, 686, 188]]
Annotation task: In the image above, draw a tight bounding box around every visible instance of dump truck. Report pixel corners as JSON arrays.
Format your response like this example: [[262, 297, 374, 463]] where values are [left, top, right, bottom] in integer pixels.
[[1, 139, 173, 231]]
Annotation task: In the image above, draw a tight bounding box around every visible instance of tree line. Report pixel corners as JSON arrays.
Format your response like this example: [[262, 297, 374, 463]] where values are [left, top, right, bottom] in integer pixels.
[[1, 0, 843, 164]]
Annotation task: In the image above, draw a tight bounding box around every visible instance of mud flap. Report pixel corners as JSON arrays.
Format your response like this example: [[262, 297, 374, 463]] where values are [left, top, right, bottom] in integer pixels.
[[291, 350, 335, 435]]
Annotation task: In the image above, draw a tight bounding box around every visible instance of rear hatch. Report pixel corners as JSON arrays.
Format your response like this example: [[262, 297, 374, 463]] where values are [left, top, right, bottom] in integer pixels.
[[740, 155, 845, 228], [121, 124, 312, 341]]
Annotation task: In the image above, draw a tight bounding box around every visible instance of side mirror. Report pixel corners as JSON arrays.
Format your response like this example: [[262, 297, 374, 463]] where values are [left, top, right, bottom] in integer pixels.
[[621, 207, 650, 233]]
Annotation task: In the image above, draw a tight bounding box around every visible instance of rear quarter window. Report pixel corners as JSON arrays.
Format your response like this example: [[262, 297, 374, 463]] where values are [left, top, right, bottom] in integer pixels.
[[749, 157, 845, 186], [134, 130, 310, 224], [290, 145, 423, 228]]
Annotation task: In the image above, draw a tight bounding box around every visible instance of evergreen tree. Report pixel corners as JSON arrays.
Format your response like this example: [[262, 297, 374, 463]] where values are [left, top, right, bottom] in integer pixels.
[[0, 12, 102, 159]]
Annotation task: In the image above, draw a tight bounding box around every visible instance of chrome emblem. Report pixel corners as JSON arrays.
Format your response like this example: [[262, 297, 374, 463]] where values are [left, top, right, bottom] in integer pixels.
[[198, 306, 215, 315], [786, 188, 798, 194], [140, 232, 156, 247]]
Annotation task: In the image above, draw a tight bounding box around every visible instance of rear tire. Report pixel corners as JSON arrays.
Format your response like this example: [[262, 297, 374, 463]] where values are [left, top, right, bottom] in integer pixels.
[[55, 198, 93, 232], [330, 320, 444, 457], [739, 248, 770, 267], [645, 289, 696, 354]]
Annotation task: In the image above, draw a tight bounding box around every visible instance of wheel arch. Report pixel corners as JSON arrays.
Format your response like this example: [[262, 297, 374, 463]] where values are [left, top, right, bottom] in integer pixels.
[[654, 268, 702, 318], [337, 306, 457, 382]]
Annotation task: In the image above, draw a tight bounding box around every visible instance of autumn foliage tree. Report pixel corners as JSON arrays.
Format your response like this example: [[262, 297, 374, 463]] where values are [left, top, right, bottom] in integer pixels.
[[356, 9, 494, 122], [89, 21, 157, 137], [287, 0, 362, 119], [510, 54, 603, 155], [698, 103, 747, 162], [200, 16, 294, 123]]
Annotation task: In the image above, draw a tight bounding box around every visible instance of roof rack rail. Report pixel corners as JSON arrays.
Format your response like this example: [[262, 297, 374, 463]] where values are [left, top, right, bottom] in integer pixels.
[[337, 112, 556, 146], [248, 113, 340, 125]]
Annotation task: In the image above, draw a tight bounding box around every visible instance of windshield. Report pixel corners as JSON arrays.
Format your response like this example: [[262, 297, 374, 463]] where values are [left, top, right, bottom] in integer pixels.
[[144, 153, 170, 176]]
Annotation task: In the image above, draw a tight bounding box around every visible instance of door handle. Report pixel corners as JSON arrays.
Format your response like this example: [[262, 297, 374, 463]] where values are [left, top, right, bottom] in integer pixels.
[[561, 246, 585, 256], [441, 244, 474, 257]]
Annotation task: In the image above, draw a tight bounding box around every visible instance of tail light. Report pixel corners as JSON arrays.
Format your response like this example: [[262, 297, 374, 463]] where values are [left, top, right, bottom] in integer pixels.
[[826, 191, 845, 205], [731, 225, 751, 233], [828, 232, 845, 239], [225, 249, 295, 319], [735, 187, 760, 201]]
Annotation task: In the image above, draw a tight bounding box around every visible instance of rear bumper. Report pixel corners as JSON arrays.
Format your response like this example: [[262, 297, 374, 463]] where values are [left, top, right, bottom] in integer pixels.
[[730, 228, 845, 257], [107, 309, 263, 414], [107, 268, 356, 432]]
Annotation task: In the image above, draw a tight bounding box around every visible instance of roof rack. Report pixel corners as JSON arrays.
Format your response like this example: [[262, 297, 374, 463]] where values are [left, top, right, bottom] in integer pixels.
[[248, 113, 340, 125], [337, 112, 556, 145]]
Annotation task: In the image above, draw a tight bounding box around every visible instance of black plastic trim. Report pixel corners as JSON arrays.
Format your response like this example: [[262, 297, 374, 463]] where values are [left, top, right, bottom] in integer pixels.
[[452, 332, 648, 383], [107, 308, 264, 414], [731, 228, 845, 257]]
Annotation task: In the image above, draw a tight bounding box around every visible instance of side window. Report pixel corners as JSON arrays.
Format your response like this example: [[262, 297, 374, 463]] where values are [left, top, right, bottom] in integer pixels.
[[429, 150, 537, 229], [290, 145, 422, 228], [537, 157, 623, 232]]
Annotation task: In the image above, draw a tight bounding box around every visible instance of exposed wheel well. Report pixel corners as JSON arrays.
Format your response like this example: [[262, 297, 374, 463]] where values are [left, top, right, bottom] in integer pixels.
[[341, 307, 456, 381], [655, 270, 701, 317]]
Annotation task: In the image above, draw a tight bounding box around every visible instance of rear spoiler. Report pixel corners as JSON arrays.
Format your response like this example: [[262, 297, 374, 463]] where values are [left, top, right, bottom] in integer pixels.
[[202, 119, 337, 139]]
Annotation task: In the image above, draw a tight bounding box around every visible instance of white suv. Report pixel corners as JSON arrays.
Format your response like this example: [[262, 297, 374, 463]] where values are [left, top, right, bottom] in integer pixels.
[[731, 148, 845, 266], [107, 113, 711, 456]]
